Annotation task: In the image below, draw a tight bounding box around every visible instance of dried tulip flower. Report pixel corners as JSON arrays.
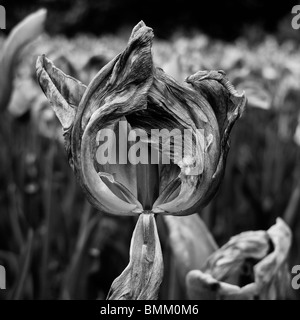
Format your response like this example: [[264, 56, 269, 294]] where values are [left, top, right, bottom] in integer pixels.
[[36, 21, 245, 300], [186, 218, 292, 300]]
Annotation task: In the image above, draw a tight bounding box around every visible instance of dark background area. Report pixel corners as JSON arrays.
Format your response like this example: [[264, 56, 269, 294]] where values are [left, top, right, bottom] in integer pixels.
[[1, 0, 299, 40]]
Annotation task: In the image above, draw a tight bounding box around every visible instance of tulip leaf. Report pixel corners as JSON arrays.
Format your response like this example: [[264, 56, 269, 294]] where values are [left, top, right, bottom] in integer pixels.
[[164, 214, 218, 286], [0, 9, 47, 112]]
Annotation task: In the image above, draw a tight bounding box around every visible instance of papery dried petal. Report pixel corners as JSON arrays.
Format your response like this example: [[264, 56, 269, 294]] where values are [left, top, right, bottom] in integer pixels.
[[186, 218, 292, 300], [36, 55, 86, 130], [107, 213, 163, 300], [69, 22, 154, 215], [150, 68, 220, 215], [36, 21, 247, 301]]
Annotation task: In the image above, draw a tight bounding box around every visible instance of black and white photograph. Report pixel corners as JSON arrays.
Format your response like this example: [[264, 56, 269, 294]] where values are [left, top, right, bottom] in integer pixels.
[[0, 0, 300, 305]]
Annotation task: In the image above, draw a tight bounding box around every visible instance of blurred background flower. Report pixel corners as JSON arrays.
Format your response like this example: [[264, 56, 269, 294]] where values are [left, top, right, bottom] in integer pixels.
[[186, 218, 292, 300]]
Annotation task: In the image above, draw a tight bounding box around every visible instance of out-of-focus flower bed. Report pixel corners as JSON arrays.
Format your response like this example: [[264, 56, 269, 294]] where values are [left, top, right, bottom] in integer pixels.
[[0, 30, 300, 299]]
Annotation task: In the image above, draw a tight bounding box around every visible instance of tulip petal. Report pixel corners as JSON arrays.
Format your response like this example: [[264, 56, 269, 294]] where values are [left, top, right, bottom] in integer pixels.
[[107, 213, 163, 300], [36, 55, 87, 130], [184, 70, 246, 211], [186, 70, 246, 140], [255, 218, 292, 299], [186, 218, 292, 300], [151, 68, 221, 215], [186, 269, 258, 300], [95, 119, 138, 199], [70, 22, 155, 215], [205, 230, 270, 284]]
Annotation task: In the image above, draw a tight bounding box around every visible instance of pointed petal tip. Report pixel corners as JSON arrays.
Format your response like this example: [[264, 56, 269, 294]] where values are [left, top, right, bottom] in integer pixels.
[[130, 21, 154, 43], [36, 55, 59, 79], [36, 54, 44, 68], [234, 90, 247, 117], [132, 20, 147, 34], [138, 20, 146, 28], [36, 54, 49, 78], [35, 55, 44, 83]]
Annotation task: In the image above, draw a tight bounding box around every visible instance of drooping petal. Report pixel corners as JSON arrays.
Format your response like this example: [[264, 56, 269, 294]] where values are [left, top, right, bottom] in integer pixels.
[[255, 218, 292, 299], [107, 213, 163, 300], [186, 218, 292, 300], [186, 270, 257, 300], [36, 55, 87, 130]]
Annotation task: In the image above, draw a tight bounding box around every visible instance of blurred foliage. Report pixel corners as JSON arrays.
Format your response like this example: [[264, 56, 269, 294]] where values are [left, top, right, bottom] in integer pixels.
[[0, 17, 300, 299], [1, 0, 300, 41]]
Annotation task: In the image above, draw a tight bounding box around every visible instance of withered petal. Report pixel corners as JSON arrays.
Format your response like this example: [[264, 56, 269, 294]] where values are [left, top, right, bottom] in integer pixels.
[[37, 21, 245, 217], [186, 218, 292, 300], [36, 55, 87, 130], [70, 22, 154, 215], [151, 68, 221, 215], [107, 213, 163, 300]]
